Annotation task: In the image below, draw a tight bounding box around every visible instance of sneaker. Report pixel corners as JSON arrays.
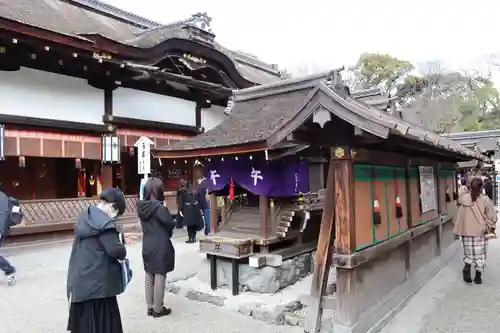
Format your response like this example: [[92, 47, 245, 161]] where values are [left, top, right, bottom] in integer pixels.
[[7, 273, 16, 286]]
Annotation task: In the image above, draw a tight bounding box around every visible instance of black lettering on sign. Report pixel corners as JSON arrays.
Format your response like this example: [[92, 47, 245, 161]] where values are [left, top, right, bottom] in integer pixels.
[[214, 244, 221, 252]]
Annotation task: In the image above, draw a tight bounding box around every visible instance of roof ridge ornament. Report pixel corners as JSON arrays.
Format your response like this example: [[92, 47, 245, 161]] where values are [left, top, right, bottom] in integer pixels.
[[135, 12, 214, 37]]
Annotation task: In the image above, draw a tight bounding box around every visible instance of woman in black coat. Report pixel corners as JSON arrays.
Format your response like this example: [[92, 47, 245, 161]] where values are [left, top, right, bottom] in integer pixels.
[[67, 188, 127, 333], [137, 177, 175, 318], [179, 186, 203, 243]]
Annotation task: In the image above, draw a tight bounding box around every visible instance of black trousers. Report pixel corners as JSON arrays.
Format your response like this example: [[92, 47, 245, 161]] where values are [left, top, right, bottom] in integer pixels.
[[187, 225, 197, 239]]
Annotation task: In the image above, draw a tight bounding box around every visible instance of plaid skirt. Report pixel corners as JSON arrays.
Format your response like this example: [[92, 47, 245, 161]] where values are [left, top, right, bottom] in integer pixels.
[[462, 236, 488, 272]]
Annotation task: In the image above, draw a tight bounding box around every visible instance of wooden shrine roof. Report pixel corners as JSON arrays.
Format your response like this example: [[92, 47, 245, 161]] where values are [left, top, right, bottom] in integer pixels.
[[155, 69, 485, 162], [0, 0, 281, 85]]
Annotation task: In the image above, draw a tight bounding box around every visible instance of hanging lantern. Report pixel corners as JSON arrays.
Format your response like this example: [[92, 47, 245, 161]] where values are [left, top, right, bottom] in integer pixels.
[[101, 134, 121, 164], [129, 147, 134, 157], [229, 177, 235, 201], [18, 156, 25, 168], [75, 158, 82, 169]]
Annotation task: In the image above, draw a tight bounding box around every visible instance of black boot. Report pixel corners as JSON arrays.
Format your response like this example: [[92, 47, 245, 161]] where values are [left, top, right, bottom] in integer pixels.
[[474, 271, 482, 284], [152, 307, 172, 318], [463, 264, 472, 283]]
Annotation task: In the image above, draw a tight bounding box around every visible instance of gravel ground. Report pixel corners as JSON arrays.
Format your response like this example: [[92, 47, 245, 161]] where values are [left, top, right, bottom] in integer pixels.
[[380, 236, 500, 333], [0, 237, 303, 333]]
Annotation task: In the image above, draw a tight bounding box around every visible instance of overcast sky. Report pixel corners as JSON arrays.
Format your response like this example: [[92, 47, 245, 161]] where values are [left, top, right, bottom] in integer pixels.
[[105, 0, 500, 74]]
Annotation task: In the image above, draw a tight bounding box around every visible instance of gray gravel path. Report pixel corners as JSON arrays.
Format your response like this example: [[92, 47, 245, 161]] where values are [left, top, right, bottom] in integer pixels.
[[380, 237, 500, 333], [0, 237, 303, 333]]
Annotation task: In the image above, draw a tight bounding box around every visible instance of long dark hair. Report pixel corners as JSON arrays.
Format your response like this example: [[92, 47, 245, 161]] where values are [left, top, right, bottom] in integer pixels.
[[144, 177, 165, 202], [470, 178, 483, 202]]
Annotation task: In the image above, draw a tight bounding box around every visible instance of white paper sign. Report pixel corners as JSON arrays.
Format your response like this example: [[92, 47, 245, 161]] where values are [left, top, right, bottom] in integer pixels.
[[134, 137, 154, 175], [495, 159, 500, 171]]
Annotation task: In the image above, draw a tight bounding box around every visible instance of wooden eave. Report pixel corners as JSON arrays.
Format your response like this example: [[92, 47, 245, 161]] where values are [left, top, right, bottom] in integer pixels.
[[153, 141, 269, 159], [0, 18, 99, 53], [103, 115, 200, 135], [0, 114, 108, 134]]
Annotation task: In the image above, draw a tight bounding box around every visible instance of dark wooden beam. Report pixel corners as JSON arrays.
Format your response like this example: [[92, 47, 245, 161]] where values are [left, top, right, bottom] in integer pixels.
[[0, 114, 108, 133], [104, 88, 113, 116], [155, 141, 269, 159], [195, 103, 202, 129], [103, 115, 200, 135], [306, 146, 337, 333], [128, 66, 233, 97]]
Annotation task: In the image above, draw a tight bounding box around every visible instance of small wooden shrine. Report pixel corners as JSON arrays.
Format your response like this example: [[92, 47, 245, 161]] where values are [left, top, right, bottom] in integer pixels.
[[156, 70, 484, 332]]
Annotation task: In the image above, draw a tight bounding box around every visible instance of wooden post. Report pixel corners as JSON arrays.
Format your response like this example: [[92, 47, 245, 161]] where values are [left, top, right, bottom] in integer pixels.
[[259, 195, 269, 239], [210, 192, 217, 234], [101, 164, 113, 189], [404, 162, 414, 278], [306, 146, 355, 332], [435, 164, 442, 255], [195, 103, 202, 129], [221, 197, 227, 225], [269, 199, 276, 236]]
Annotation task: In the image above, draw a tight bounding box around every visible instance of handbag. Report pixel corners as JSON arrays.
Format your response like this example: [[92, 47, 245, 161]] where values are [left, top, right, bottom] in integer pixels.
[[471, 202, 496, 240], [117, 233, 133, 293]]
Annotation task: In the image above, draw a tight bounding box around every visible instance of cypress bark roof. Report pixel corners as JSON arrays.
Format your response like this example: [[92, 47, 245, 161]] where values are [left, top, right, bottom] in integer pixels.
[[0, 0, 281, 85]]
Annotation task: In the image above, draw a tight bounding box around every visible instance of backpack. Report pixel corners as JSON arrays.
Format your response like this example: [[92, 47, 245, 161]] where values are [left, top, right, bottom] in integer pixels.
[[8, 197, 23, 226]]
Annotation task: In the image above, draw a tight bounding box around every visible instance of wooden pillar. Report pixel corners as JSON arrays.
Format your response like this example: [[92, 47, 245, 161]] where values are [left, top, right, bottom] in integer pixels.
[[435, 164, 443, 255], [101, 164, 113, 190], [306, 146, 355, 332], [102, 88, 115, 192], [195, 103, 202, 129], [404, 162, 414, 278], [104, 89, 113, 116], [259, 195, 269, 239], [210, 192, 217, 234], [269, 199, 276, 236]]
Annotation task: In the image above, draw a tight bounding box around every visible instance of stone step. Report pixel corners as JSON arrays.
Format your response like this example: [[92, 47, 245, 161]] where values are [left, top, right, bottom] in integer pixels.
[[281, 210, 295, 218], [276, 225, 288, 234], [278, 220, 291, 228], [281, 215, 294, 222]]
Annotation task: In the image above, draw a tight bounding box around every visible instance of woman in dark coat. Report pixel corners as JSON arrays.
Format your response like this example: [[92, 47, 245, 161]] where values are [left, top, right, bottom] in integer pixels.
[[66, 188, 127, 333], [137, 177, 175, 318], [179, 185, 203, 243]]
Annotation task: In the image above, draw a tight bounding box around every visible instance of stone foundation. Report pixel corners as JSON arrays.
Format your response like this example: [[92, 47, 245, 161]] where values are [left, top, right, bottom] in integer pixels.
[[197, 252, 314, 293], [165, 250, 337, 329]]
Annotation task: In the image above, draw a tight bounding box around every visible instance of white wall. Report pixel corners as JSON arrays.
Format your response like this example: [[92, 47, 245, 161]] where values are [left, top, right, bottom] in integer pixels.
[[0, 67, 104, 124], [202, 105, 226, 130], [113, 88, 196, 126]]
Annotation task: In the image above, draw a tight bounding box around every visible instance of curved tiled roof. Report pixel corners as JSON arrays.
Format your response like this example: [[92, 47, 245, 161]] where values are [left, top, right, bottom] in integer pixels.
[[0, 0, 282, 85]]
